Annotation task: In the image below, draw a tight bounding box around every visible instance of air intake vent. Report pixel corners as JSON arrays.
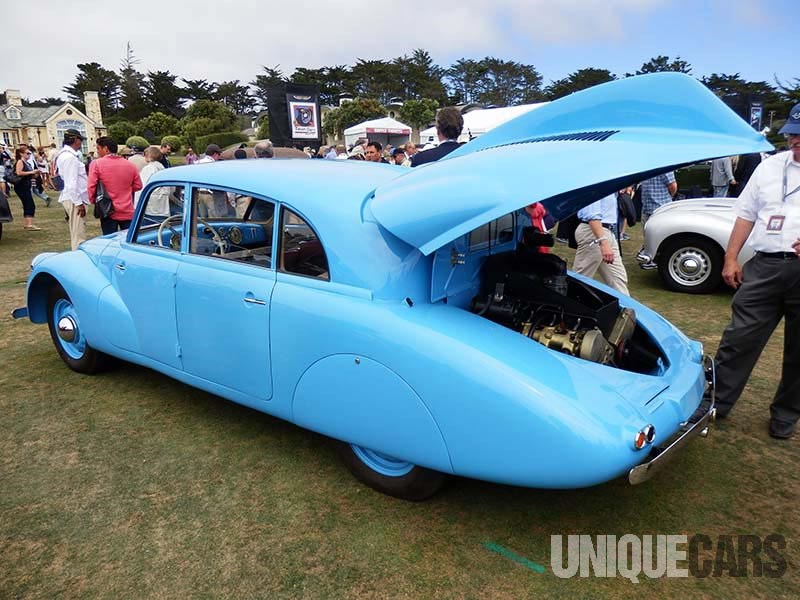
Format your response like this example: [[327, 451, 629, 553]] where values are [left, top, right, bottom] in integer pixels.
[[485, 130, 619, 151]]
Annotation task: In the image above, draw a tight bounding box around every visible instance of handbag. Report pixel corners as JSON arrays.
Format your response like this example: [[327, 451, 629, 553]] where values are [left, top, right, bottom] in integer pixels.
[[93, 178, 115, 219], [4, 161, 21, 185]]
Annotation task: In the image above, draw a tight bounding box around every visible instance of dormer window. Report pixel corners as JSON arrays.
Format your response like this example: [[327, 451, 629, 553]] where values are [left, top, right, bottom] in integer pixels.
[[6, 107, 21, 120]]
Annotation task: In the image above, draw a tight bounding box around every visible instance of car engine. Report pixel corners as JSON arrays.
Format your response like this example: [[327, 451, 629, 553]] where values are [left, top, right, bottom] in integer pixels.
[[471, 235, 664, 374]]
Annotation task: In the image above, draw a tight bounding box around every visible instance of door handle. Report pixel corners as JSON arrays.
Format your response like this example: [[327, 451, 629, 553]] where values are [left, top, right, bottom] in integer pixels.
[[243, 297, 266, 305], [115, 263, 126, 272]]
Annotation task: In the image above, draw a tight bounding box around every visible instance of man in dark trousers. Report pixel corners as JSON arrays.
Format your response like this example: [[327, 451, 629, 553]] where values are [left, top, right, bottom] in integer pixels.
[[411, 107, 463, 167], [713, 103, 800, 439]]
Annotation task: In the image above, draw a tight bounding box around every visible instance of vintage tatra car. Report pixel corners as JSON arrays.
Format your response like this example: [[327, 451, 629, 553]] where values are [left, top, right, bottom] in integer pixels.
[[636, 196, 755, 294], [15, 74, 770, 499]]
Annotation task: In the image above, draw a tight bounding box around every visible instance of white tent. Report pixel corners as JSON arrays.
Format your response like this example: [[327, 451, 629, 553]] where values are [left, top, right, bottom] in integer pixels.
[[418, 102, 548, 147], [344, 117, 412, 149]]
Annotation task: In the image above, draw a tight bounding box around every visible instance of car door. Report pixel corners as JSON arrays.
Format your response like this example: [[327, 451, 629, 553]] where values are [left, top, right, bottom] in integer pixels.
[[174, 185, 276, 401], [109, 183, 186, 369]]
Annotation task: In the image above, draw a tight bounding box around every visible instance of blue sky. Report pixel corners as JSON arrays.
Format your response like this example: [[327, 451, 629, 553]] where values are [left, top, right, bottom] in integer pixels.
[[2, 0, 796, 101]]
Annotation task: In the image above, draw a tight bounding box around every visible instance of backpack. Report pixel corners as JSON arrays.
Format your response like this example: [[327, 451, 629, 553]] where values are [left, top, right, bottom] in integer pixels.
[[51, 149, 69, 192]]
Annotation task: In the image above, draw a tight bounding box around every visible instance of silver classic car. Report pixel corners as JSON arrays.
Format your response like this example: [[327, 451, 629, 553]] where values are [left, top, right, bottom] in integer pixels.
[[636, 197, 754, 294]]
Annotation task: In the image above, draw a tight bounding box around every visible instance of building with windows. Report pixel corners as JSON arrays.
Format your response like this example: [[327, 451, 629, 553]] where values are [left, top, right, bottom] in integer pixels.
[[0, 89, 106, 153]]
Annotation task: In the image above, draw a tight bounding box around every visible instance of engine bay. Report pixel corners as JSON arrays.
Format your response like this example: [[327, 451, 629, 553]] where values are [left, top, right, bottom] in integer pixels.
[[470, 236, 665, 374]]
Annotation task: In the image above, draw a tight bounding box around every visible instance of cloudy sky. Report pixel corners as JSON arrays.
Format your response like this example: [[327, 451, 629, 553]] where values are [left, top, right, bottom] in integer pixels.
[[3, 0, 795, 101]]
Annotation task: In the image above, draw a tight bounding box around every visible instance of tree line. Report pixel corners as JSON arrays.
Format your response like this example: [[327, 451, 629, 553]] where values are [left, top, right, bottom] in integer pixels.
[[19, 44, 800, 148]]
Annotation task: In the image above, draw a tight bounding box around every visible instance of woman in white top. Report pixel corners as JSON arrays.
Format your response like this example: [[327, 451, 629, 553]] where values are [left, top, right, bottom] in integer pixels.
[[135, 146, 169, 221]]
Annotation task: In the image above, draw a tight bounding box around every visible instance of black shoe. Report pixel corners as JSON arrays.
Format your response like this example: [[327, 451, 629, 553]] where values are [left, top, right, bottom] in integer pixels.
[[768, 419, 796, 439], [713, 405, 732, 419]]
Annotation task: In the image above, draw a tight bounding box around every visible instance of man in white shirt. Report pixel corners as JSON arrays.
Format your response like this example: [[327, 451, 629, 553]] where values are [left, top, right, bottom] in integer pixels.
[[55, 129, 90, 250], [714, 103, 800, 439]]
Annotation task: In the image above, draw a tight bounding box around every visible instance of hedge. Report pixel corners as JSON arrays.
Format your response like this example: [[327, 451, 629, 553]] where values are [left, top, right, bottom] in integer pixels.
[[125, 135, 149, 151], [195, 132, 248, 152]]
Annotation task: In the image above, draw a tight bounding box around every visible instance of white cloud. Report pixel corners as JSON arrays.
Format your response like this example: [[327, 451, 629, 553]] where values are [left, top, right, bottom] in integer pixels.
[[3, 0, 665, 99]]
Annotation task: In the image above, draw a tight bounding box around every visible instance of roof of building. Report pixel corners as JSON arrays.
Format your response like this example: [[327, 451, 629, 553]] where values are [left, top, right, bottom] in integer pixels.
[[0, 103, 94, 130]]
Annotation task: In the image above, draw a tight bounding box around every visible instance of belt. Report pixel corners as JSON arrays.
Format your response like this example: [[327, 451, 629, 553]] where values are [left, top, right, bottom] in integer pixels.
[[580, 221, 615, 231], [756, 251, 798, 259]]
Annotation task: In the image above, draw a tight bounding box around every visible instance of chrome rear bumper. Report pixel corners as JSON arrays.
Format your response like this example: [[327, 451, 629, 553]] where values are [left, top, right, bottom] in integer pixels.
[[629, 356, 716, 484]]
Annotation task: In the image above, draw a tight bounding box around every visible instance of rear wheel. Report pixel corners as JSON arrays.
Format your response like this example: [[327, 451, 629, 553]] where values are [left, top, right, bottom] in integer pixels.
[[47, 285, 108, 374], [658, 236, 723, 294], [336, 442, 447, 501]]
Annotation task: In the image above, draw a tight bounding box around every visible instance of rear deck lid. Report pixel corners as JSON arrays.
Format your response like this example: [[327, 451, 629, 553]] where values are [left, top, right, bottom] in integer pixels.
[[370, 73, 772, 256]]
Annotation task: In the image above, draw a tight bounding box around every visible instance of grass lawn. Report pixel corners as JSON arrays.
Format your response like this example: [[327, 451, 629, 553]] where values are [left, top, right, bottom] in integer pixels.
[[0, 195, 797, 599]]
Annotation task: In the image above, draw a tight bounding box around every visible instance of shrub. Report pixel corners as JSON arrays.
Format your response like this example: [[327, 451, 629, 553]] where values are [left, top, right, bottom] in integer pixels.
[[125, 135, 149, 151], [256, 116, 270, 140], [161, 135, 183, 153], [195, 132, 248, 152], [108, 120, 137, 145], [136, 112, 179, 143]]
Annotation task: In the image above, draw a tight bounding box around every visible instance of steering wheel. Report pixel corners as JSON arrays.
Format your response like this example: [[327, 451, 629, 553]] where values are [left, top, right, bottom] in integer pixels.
[[156, 215, 225, 255], [157, 214, 183, 248], [199, 218, 227, 256]]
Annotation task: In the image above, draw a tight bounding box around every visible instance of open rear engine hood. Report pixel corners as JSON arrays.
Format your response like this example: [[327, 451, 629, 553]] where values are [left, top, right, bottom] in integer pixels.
[[370, 73, 772, 256]]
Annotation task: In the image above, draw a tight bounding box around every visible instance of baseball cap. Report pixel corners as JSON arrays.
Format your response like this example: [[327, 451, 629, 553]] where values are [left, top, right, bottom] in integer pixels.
[[205, 143, 222, 155], [392, 148, 405, 157], [65, 128, 84, 140], [779, 103, 800, 135]]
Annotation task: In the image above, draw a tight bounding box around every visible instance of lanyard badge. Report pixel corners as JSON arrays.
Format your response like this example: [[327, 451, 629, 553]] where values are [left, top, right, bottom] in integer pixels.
[[783, 155, 800, 202]]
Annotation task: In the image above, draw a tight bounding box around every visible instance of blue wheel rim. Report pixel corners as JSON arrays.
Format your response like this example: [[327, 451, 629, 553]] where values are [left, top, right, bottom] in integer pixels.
[[351, 445, 414, 477], [53, 298, 86, 360]]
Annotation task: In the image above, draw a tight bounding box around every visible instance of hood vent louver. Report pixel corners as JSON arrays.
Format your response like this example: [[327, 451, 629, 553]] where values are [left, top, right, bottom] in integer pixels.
[[481, 130, 619, 152]]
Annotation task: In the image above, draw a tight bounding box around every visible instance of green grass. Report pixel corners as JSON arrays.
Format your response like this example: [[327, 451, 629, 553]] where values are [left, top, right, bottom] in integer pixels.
[[1, 199, 797, 598]]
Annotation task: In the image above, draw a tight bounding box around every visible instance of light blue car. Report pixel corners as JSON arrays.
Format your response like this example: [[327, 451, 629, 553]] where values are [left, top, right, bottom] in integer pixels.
[[15, 74, 770, 499]]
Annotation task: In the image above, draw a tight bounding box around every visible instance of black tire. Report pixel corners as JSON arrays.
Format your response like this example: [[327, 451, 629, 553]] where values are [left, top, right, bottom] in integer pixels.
[[335, 441, 447, 501], [46, 285, 108, 374], [0, 222, 3, 241], [657, 236, 723, 294]]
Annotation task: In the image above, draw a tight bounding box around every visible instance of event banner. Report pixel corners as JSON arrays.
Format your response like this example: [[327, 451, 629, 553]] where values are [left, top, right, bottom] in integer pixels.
[[287, 93, 320, 140]]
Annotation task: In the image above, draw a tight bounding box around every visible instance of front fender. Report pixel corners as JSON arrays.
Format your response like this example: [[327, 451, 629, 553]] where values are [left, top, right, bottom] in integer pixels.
[[26, 251, 114, 349]]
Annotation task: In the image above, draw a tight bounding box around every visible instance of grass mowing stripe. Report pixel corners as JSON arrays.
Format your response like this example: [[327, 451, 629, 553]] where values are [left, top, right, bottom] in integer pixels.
[[483, 542, 546, 574]]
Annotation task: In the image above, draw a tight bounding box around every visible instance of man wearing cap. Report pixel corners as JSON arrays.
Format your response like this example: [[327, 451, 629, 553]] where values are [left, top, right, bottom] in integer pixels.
[[713, 103, 800, 439], [55, 129, 90, 250], [128, 146, 147, 172], [391, 147, 407, 166]]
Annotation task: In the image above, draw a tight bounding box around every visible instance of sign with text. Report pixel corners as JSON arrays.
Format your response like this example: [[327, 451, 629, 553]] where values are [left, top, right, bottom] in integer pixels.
[[288, 95, 320, 140]]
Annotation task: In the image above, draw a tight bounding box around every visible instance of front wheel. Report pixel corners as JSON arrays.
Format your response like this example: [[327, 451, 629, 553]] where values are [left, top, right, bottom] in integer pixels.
[[335, 442, 447, 501], [47, 285, 108, 374], [658, 236, 723, 294]]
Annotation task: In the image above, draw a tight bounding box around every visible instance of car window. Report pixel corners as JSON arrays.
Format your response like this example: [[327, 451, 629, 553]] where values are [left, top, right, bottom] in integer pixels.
[[188, 186, 275, 268], [131, 185, 186, 251], [279, 207, 329, 280], [469, 213, 515, 250]]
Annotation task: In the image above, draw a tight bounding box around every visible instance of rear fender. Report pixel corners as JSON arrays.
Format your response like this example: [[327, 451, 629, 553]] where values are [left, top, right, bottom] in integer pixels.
[[292, 354, 453, 473]]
